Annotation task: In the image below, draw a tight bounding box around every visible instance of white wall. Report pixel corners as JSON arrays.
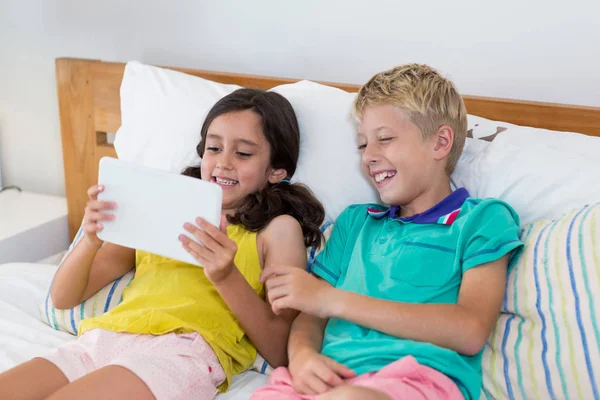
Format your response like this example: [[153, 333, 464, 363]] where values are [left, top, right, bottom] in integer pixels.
[[1, 0, 599, 196]]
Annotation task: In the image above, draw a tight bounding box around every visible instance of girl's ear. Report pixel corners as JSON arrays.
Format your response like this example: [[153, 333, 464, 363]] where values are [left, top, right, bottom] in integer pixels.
[[268, 168, 288, 184]]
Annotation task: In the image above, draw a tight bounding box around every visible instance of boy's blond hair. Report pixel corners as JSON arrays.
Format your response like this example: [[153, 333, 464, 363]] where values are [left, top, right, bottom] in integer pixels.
[[353, 64, 467, 175]]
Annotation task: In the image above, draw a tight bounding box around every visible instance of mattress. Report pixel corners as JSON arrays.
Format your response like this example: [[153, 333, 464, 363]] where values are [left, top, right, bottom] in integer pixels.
[[0, 262, 268, 399]]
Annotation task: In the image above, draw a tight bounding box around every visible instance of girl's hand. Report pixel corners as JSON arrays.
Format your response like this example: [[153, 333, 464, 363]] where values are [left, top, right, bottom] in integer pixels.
[[179, 216, 237, 284], [260, 265, 335, 318], [82, 185, 116, 246]]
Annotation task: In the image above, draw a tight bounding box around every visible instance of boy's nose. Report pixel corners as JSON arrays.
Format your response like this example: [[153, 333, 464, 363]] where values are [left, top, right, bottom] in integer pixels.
[[362, 144, 380, 165]]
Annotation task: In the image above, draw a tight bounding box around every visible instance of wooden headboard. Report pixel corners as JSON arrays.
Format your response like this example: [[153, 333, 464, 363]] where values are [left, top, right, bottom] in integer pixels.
[[55, 57, 600, 240]]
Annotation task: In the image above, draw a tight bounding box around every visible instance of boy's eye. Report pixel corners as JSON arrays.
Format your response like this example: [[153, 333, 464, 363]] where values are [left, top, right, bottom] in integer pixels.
[[237, 152, 252, 158], [379, 137, 392, 142], [357, 144, 366, 151], [206, 146, 220, 153]]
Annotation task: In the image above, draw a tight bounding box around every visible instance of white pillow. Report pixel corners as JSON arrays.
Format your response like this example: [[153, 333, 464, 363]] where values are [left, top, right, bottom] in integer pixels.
[[467, 114, 517, 140], [270, 81, 379, 220], [114, 62, 380, 220], [114, 61, 241, 173], [467, 114, 600, 160], [453, 126, 600, 226]]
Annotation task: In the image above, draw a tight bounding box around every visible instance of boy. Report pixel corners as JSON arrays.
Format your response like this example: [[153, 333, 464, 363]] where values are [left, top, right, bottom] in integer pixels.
[[254, 64, 523, 400]]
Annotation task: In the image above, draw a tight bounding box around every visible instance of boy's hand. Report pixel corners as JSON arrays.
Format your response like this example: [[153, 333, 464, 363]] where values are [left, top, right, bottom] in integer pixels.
[[260, 265, 335, 318], [289, 347, 355, 395], [180, 216, 237, 284]]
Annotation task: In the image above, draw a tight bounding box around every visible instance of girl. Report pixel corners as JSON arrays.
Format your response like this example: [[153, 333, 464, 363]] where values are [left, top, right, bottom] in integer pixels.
[[0, 88, 325, 400]]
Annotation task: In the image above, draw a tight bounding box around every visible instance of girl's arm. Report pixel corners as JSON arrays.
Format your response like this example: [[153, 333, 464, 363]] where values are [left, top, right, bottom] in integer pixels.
[[51, 242, 135, 309], [51, 185, 135, 309], [181, 214, 307, 368], [263, 255, 509, 356]]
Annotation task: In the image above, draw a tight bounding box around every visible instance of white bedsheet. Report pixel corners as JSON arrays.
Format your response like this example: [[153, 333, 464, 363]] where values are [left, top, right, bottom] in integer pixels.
[[0, 262, 268, 399]]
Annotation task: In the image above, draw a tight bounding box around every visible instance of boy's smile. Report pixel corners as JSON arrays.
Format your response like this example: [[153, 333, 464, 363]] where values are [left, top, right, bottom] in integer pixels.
[[371, 170, 397, 188]]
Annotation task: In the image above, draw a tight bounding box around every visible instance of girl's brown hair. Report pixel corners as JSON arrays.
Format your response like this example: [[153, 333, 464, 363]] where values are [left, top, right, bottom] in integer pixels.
[[183, 88, 324, 248]]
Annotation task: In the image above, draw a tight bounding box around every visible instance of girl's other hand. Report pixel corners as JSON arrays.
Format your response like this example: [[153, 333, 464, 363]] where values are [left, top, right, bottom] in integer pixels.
[[179, 216, 238, 284], [82, 185, 116, 246]]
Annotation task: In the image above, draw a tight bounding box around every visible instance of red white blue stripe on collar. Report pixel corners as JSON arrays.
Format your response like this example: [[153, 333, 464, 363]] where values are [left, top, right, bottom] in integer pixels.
[[366, 188, 470, 225]]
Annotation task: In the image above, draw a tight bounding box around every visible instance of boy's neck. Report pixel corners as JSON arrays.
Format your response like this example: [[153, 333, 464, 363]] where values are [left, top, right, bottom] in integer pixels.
[[397, 179, 453, 218]]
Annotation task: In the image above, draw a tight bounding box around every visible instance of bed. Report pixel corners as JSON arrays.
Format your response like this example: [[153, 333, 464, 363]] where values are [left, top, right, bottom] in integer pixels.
[[1, 58, 599, 400]]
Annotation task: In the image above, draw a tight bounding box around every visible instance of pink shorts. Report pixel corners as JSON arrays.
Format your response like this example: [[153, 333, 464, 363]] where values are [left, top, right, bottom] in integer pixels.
[[40, 328, 225, 400], [251, 356, 463, 400]]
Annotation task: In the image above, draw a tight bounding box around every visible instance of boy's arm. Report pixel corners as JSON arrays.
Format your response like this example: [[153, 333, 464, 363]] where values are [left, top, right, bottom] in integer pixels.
[[265, 255, 508, 356], [288, 312, 327, 360], [286, 312, 355, 395], [328, 255, 508, 356]]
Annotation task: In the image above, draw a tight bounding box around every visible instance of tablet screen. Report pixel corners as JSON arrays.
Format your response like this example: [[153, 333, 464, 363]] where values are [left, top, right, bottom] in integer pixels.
[[96, 157, 222, 267]]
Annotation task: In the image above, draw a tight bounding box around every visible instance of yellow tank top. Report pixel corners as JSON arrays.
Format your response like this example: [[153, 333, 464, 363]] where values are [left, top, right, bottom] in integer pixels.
[[79, 224, 264, 391]]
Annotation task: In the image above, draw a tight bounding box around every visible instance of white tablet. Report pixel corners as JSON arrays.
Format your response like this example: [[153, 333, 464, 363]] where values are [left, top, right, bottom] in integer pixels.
[[96, 157, 222, 267]]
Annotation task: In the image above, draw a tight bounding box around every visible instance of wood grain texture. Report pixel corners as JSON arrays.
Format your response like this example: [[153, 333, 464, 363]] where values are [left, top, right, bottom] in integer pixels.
[[56, 59, 97, 239], [463, 96, 600, 137], [91, 62, 125, 134], [55, 58, 600, 240]]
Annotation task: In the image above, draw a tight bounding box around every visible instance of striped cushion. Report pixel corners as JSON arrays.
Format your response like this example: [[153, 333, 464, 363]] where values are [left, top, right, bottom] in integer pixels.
[[482, 204, 600, 400], [39, 225, 135, 335]]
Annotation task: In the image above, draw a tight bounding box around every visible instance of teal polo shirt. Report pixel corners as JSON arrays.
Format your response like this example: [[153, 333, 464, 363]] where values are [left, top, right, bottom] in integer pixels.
[[312, 188, 523, 400]]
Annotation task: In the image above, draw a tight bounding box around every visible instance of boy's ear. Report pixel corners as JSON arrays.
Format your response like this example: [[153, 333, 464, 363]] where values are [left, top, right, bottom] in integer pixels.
[[432, 125, 454, 161], [268, 168, 288, 184]]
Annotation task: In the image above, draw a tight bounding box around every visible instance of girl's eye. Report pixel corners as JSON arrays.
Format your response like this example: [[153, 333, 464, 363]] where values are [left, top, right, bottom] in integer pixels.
[[206, 147, 220, 153], [380, 137, 392, 142], [357, 144, 366, 150], [237, 152, 252, 158]]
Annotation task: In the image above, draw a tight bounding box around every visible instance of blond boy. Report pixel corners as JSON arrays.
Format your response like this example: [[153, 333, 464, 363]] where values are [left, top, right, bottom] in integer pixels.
[[255, 64, 523, 400]]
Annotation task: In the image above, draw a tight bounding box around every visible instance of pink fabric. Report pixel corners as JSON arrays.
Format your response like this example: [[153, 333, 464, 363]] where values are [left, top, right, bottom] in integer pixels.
[[40, 328, 225, 400], [251, 356, 463, 400]]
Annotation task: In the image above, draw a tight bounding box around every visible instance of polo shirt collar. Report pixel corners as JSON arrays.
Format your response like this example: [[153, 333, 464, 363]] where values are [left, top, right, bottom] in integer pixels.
[[366, 187, 469, 225]]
